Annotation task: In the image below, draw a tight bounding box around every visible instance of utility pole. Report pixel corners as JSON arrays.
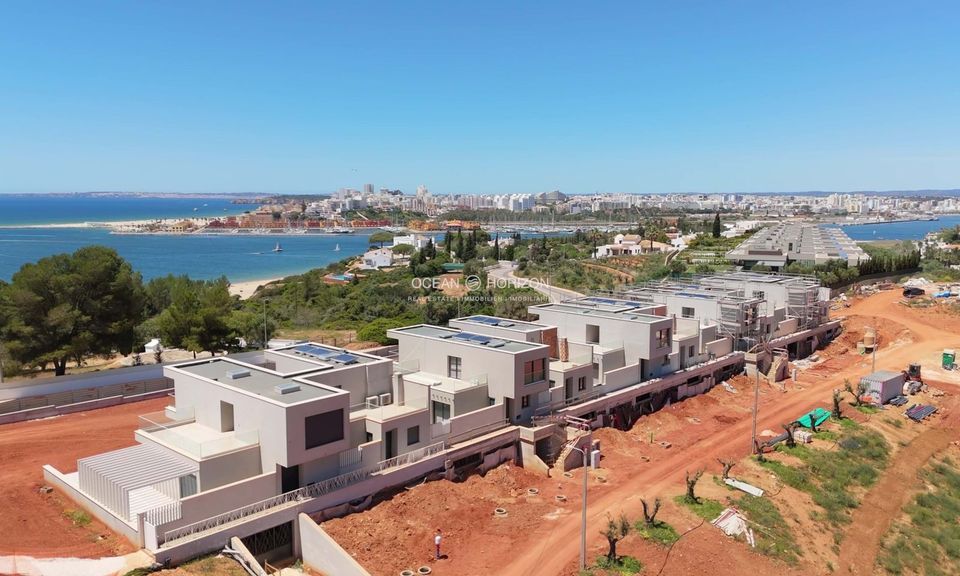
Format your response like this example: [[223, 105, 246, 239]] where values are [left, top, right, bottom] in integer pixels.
[[262, 298, 269, 349], [570, 444, 589, 570], [872, 325, 878, 373]]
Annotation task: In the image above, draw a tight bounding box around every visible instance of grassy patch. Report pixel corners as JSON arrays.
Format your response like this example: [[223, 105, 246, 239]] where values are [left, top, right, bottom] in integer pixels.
[[815, 430, 840, 441], [735, 495, 801, 565], [590, 555, 643, 575], [856, 405, 881, 415], [838, 417, 862, 430], [884, 417, 904, 429], [880, 458, 960, 575], [176, 555, 250, 576], [635, 521, 680, 546], [64, 509, 91, 527], [761, 429, 888, 526], [674, 495, 724, 520]]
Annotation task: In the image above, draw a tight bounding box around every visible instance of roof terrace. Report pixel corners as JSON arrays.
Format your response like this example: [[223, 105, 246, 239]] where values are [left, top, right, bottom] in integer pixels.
[[389, 324, 547, 353], [174, 358, 343, 406]]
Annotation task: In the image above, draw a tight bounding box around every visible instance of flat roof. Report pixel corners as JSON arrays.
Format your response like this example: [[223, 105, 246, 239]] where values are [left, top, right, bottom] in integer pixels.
[[455, 315, 545, 332], [177, 358, 341, 405], [530, 302, 670, 324], [389, 325, 547, 353], [271, 342, 383, 367]]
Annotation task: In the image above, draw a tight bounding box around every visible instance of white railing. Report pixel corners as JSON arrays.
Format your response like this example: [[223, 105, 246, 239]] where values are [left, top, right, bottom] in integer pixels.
[[144, 501, 182, 526], [159, 441, 445, 547]]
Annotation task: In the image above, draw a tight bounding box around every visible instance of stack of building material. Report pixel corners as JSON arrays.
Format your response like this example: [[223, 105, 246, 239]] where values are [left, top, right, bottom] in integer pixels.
[[906, 405, 937, 422], [889, 395, 909, 407], [794, 429, 813, 443]]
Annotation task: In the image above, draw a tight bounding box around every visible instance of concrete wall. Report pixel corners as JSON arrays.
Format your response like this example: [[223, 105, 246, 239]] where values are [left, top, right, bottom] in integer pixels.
[[43, 466, 141, 546], [0, 389, 171, 425], [152, 472, 278, 541], [298, 513, 372, 576], [448, 403, 505, 442], [198, 445, 263, 491]]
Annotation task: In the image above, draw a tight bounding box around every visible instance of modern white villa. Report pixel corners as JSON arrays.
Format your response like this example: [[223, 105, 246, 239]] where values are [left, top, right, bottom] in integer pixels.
[[43, 271, 842, 566]]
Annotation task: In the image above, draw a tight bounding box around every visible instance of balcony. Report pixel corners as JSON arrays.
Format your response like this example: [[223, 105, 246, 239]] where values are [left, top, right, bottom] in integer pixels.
[[138, 410, 259, 459]]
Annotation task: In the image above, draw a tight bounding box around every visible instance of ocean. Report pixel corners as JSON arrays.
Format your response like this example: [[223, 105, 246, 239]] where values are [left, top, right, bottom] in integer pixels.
[[0, 195, 958, 282], [0, 194, 377, 282], [828, 215, 960, 241]]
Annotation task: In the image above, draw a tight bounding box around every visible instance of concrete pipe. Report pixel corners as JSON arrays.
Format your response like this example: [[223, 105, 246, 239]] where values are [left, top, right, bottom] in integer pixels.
[[555, 495, 567, 503], [563, 472, 573, 478], [494, 507, 508, 517], [418, 567, 432, 575], [401, 571, 415, 576], [527, 487, 540, 496]]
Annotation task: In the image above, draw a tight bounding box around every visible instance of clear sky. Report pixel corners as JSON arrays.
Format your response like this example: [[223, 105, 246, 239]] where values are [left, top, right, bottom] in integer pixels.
[[1, 1, 958, 195]]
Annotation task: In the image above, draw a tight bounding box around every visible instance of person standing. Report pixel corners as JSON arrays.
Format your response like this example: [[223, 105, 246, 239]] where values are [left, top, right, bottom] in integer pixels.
[[434, 529, 442, 560]]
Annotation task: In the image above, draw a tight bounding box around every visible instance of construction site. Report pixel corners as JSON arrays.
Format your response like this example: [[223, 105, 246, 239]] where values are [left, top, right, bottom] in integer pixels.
[[1, 281, 959, 576]]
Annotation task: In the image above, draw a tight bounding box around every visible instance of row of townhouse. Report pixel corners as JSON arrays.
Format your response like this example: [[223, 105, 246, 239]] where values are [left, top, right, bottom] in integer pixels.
[[43, 272, 841, 565]]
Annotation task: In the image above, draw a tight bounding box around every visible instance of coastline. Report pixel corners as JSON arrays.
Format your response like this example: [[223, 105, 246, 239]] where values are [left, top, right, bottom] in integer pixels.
[[229, 277, 283, 300]]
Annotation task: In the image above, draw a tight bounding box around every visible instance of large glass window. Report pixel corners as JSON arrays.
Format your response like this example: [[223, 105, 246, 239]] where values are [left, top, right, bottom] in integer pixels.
[[523, 358, 547, 384], [447, 356, 462, 379], [656, 328, 671, 348], [681, 307, 695, 319], [432, 401, 451, 423], [305, 409, 345, 449], [407, 425, 420, 445]]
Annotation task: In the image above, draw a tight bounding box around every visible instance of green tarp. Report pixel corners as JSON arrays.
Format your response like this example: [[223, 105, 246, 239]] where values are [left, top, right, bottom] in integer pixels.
[[796, 407, 831, 428]]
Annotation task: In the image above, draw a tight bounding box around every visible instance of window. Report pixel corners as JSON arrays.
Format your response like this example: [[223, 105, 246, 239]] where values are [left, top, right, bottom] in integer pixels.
[[754, 290, 765, 301], [521, 394, 530, 409], [586, 324, 600, 344], [688, 345, 695, 357], [432, 401, 451, 423], [304, 409, 345, 449], [407, 425, 420, 446], [447, 356, 462, 379], [662, 355, 670, 366], [656, 328, 671, 348], [577, 376, 587, 391], [681, 307, 695, 319], [523, 358, 547, 384]]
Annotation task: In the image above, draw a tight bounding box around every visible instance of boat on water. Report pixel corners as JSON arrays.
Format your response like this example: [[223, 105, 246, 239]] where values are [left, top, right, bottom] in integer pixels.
[[334, 243, 340, 251], [273, 242, 283, 253], [330, 227, 355, 234]]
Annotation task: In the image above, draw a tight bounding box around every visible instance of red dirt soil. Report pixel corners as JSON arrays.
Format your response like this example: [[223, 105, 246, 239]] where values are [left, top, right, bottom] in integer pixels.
[[0, 396, 170, 558], [326, 289, 960, 576]]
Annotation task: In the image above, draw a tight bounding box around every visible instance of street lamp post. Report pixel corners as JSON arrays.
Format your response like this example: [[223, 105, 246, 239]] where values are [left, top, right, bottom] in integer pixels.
[[570, 444, 590, 570]]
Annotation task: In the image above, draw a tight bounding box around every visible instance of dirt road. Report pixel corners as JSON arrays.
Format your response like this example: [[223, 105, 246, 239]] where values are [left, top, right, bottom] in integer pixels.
[[496, 290, 960, 576], [837, 398, 960, 574]]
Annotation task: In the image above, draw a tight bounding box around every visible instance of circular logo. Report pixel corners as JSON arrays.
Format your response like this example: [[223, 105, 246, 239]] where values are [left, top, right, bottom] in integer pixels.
[[465, 275, 482, 291]]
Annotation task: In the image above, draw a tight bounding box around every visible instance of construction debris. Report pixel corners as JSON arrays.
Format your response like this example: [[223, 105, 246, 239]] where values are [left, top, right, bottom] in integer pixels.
[[724, 478, 764, 497], [711, 507, 756, 548], [721, 381, 738, 394]]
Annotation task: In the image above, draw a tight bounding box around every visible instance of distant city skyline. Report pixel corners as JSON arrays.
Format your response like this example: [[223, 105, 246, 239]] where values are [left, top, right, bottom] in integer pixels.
[[1, 1, 959, 194]]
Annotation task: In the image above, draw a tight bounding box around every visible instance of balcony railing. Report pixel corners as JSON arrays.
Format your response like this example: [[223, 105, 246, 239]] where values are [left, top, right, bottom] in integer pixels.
[[523, 370, 547, 385], [158, 441, 445, 546]]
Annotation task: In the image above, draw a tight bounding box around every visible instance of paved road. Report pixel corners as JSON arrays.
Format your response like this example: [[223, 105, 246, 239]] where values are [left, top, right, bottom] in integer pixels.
[[487, 261, 584, 302]]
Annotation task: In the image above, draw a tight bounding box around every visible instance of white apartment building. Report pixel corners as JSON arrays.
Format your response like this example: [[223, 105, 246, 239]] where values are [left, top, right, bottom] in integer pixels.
[[41, 272, 839, 567]]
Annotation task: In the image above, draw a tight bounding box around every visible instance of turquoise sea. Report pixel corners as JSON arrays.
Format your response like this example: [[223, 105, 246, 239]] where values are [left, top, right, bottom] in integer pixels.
[[1, 195, 958, 282], [0, 195, 375, 282]]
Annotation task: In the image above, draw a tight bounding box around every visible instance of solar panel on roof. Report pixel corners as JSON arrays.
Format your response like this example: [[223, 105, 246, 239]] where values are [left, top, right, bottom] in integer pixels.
[[293, 344, 339, 360], [471, 316, 501, 325], [469, 334, 491, 344], [330, 353, 359, 365]]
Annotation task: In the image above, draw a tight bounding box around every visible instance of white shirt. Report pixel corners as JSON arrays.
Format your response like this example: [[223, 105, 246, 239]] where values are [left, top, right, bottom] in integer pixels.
[[435, 534, 442, 545]]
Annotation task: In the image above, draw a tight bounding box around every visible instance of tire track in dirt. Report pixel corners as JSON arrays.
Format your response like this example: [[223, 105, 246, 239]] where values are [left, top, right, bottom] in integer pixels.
[[837, 402, 960, 575]]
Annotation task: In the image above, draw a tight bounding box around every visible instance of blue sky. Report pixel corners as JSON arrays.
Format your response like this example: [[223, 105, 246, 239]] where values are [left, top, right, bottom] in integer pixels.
[[1, 1, 958, 195]]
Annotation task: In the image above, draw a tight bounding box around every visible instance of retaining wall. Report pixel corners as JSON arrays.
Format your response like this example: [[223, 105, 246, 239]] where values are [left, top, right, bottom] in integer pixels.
[[299, 513, 372, 576]]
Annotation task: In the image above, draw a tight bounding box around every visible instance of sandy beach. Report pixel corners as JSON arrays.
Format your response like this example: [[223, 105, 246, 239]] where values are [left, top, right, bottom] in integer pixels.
[[229, 277, 282, 299]]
